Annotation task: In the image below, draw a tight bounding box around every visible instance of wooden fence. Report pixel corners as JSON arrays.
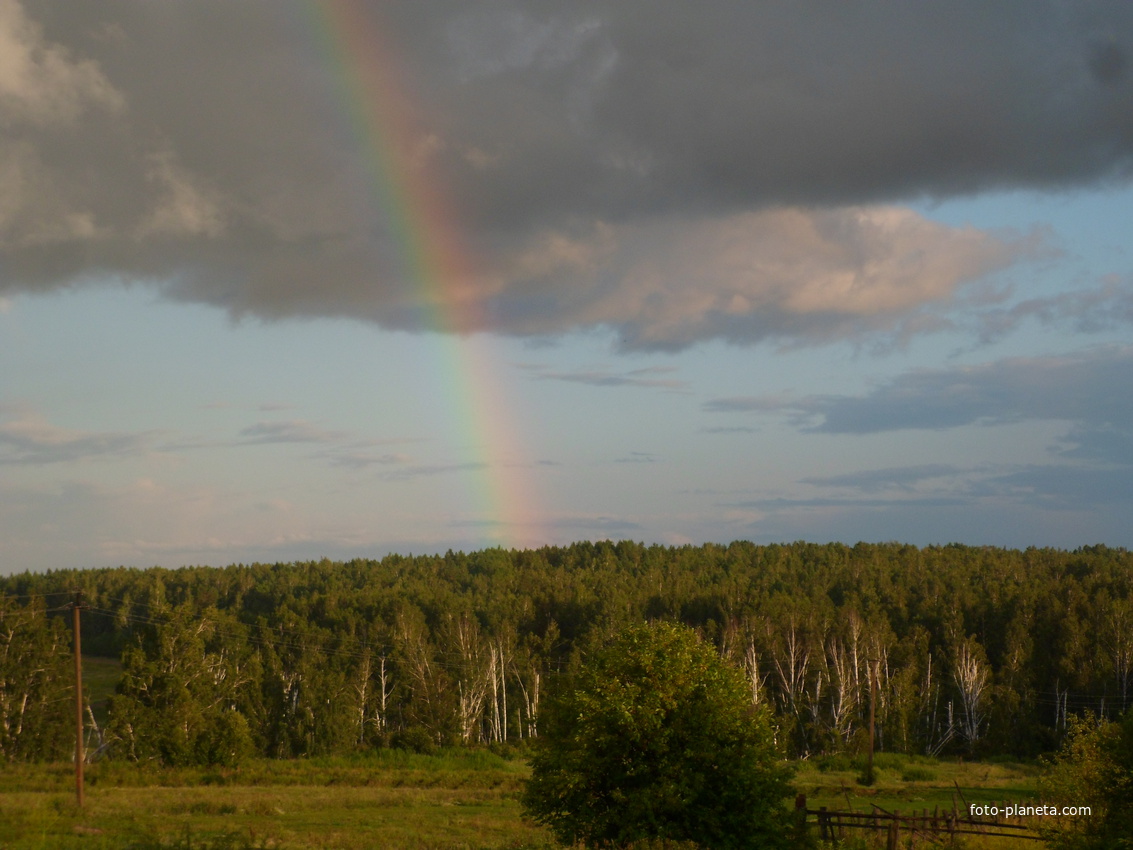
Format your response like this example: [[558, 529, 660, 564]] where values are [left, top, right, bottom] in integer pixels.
[[795, 794, 1044, 847]]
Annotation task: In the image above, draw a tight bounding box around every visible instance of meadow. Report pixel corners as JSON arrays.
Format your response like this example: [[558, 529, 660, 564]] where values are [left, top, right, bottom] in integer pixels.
[[0, 750, 1043, 849], [0, 750, 546, 850]]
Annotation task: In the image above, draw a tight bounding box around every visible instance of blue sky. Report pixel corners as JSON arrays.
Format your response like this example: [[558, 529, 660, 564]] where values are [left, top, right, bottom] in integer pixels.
[[2, 2, 1133, 573]]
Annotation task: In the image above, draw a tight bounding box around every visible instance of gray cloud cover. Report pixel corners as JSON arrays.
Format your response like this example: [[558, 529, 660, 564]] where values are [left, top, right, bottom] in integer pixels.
[[2, 1, 1132, 347]]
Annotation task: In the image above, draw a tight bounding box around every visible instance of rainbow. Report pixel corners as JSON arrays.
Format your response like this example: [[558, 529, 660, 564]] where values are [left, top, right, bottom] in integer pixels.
[[298, 0, 542, 550]]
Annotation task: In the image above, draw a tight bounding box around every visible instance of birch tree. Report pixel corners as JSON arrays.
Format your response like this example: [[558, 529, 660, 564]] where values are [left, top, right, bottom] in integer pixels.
[[0, 599, 73, 762], [953, 637, 990, 751]]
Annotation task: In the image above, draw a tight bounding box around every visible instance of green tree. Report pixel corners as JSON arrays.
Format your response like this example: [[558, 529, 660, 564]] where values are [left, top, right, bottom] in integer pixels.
[[1040, 711, 1133, 849], [0, 599, 75, 762], [107, 605, 255, 766], [522, 621, 793, 849]]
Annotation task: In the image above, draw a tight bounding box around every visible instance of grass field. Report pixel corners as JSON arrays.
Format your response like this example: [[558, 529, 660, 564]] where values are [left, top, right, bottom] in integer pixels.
[[0, 750, 551, 850], [0, 749, 1048, 849], [796, 751, 1042, 814]]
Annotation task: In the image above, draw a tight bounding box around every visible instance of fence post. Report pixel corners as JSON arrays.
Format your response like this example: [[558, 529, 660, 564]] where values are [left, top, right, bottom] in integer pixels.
[[887, 813, 899, 850]]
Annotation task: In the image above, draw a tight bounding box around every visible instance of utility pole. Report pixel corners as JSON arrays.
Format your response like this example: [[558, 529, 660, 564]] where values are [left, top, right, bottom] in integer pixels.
[[72, 590, 84, 808], [865, 658, 877, 786]]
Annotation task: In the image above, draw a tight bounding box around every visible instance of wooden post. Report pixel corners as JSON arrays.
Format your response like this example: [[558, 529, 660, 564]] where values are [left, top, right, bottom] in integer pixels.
[[794, 793, 807, 842], [886, 814, 899, 850], [72, 591, 84, 808], [866, 658, 877, 785]]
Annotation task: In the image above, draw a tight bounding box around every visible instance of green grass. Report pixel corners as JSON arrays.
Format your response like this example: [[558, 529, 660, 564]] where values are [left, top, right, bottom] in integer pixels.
[[795, 752, 1042, 831], [793, 754, 1047, 849], [0, 751, 550, 850], [0, 750, 1045, 849]]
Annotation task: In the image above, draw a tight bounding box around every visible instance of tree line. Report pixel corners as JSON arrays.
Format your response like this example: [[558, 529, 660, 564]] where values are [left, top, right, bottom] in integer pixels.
[[1, 541, 1131, 765]]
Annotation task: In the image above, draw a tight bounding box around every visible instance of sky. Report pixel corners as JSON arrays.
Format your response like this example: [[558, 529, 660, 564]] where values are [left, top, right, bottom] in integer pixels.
[[2, 0, 1133, 574]]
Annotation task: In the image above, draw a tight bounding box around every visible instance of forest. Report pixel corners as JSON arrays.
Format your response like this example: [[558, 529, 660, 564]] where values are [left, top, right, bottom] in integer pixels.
[[2, 540, 1131, 766]]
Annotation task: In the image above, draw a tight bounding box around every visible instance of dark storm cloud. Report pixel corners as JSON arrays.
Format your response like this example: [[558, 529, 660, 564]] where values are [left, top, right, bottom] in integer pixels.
[[3, 1, 1132, 346], [425, 2, 1133, 222], [713, 346, 1133, 434]]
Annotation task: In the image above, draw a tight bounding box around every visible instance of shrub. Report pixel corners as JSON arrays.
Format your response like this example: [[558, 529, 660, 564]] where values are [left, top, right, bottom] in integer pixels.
[[391, 725, 437, 755], [522, 622, 794, 849], [1039, 711, 1133, 849]]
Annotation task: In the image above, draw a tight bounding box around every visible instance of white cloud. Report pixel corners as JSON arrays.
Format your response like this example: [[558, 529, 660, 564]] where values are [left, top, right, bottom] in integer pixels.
[[0, 0, 123, 126], [491, 206, 1020, 349]]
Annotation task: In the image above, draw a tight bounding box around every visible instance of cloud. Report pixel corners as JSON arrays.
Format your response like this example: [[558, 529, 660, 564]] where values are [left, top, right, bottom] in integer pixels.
[[0, 0, 123, 126], [428, 2, 1133, 219], [791, 461, 1133, 513], [976, 464, 1133, 506], [717, 487, 1128, 549], [1, 2, 1128, 347], [546, 514, 644, 533], [703, 395, 793, 415], [237, 420, 349, 445], [615, 451, 659, 464], [236, 420, 426, 469], [491, 207, 1023, 349], [531, 363, 688, 389], [801, 464, 962, 493], [970, 275, 1133, 343], [379, 461, 487, 481], [323, 451, 413, 470], [711, 345, 1133, 434], [0, 409, 152, 464], [1054, 425, 1133, 465], [724, 495, 970, 511]]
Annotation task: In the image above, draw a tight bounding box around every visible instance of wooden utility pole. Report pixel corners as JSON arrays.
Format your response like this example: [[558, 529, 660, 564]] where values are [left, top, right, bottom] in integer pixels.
[[72, 591, 84, 808], [866, 658, 877, 785]]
